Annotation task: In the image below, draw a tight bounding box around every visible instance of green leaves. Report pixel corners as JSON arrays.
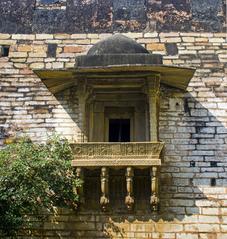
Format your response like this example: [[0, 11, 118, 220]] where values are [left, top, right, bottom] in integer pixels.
[[0, 136, 80, 236]]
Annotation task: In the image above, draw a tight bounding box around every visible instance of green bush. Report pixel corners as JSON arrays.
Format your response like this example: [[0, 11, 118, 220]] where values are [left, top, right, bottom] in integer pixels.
[[0, 136, 81, 237]]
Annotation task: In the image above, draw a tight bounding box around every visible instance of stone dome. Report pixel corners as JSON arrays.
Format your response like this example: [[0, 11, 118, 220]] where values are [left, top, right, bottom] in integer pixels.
[[87, 34, 150, 55], [75, 34, 163, 67]]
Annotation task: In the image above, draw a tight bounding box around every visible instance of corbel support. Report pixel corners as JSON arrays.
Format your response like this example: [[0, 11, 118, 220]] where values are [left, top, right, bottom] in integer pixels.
[[100, 167, 109, 211], [76, 167, 85, 204], [150, 166, 159, 212], [146, 75, 160, 141], [125, 167, 134, 211]]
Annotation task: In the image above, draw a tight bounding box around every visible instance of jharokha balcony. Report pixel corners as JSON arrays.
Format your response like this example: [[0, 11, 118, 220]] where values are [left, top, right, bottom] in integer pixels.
[[34, 34, 194, 212]]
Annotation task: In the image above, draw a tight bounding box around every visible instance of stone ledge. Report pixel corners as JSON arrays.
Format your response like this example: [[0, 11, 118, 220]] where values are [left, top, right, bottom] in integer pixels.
[[72, 158, 161, 167]]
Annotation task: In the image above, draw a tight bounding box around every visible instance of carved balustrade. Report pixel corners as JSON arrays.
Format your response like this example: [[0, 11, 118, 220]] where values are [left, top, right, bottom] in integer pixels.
[[71, 142, 163, 211]]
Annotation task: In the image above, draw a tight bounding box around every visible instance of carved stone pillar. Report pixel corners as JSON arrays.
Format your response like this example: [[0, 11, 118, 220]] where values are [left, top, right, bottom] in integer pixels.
[[150, 166, 159, 211], [125, 167, 134, 211], [147, 76, 160, 141], [100, 167, 109, 211], [77, 79, 89, 143], [76, 167, 85, 204]]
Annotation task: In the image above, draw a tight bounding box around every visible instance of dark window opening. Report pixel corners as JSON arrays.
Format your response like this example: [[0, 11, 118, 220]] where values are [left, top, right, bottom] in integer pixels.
[[47, 44, 57, 57], [109, 119, 130, 142], [210, 161, 217, 167], [211, 178, 216, 187], [165, 43, 178, 56], [1, 46, 10, 57]]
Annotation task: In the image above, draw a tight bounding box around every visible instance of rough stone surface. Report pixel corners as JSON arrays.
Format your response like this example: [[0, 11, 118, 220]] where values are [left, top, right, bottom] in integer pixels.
[[0, 0, 226, 33], [191, 0, 224, 31], [0, 0, 36, 33]]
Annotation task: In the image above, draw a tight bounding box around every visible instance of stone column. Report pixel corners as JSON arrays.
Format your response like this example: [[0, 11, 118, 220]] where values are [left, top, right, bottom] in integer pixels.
[[147, 76, 160, 141], [77, 79, 89, 143], [100, 167, 109, 211], [125, 167, 134, 211]]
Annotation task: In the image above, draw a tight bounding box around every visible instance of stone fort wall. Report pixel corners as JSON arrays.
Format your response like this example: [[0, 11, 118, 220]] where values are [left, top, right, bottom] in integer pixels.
[[0, 0, 226, 33], [0, 32, 227, 238]]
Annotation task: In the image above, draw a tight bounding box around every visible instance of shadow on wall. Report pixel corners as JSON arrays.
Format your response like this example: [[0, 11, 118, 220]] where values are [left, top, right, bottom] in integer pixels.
[[158, 88, 226, 217], [42, 77, 227, 238]]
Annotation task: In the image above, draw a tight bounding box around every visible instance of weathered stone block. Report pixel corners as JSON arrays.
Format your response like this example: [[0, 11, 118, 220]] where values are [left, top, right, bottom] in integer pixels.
[[36, 34, 53, 40], [0, 34, 11, 39], [29, 52, 47, 58], [177, 233, 198, 239], [8, 52, 28, 58], [12, 34, 35, 40], [29, 62, 45, 69], [54, 34, 70, 39], [17, 45, 33, 52], [184, 223, 220, 232], [155, 223, 183, 232], [182, 37, 195, 42], [71, 34, 87, 39], [161, 38, 182, 43], [147, 43, 166, 51], [52, 62, 64, 69], [64, 46, 85, 53]]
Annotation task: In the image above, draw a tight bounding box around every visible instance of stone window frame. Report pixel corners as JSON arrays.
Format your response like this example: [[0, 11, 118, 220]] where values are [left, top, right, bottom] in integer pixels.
[[36, 0, 67, 10]]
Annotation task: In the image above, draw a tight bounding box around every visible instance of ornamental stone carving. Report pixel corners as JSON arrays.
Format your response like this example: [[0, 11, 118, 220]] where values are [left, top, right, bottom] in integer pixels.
[[71, 142, 164, 168]]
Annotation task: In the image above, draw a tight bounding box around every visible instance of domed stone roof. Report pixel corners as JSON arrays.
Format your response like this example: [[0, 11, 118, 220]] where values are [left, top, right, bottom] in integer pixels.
[[75, 34, 162, 67], [87, 34, 150, 55], [34, 33, 195, 92]]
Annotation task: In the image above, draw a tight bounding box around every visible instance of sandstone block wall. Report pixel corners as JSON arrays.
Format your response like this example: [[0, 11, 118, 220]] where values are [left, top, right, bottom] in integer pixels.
[[0, 32, 227, 238]]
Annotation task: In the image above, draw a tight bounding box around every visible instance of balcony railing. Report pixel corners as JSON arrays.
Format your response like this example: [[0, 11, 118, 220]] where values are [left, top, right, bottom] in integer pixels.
[[71, 142, 164, 167], [71, 142, 164, 211]]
